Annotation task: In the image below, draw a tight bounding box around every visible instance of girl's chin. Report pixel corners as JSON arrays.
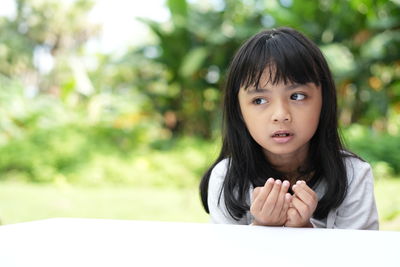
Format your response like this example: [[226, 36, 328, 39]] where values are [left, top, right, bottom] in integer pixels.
[[262, 143, 310, 159], [263, 149, 297, 157]]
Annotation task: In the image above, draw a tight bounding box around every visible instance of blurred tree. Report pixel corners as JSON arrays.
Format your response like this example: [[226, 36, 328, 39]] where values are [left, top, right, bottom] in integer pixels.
[[3, 0, 398, 139], [128, 0, 267, 138], [0, 0, 99, 98], [0, 0, 399, 184], [126, 0, 399, 138]]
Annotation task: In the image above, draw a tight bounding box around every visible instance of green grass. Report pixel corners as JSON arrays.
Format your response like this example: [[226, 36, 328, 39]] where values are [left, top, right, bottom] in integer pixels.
[[0, 178, 399, 230], [0, 182, 208, 225], [375, 177, 400, 230]]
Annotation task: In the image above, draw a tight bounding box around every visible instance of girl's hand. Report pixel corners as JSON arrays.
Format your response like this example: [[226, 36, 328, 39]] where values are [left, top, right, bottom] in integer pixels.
[[285, 181, 317, 227], [250, 178, 291, 226]]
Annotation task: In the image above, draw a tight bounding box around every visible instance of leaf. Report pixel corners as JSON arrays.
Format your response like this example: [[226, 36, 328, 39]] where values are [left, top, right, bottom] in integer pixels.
[[136, 17, 164, 39], [361, 30, 400, 60], [167, 0, 188, 18], [320, 44, 356, 76], [179, 47, 208, 78]]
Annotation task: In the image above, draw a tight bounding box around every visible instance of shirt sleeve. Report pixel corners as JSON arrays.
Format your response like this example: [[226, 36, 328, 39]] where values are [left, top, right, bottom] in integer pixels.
[[333, 158, 379, 230], [207, 159, 248, 225]]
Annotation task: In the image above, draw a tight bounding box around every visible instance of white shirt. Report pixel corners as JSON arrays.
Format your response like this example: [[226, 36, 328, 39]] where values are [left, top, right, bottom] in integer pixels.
[[207, 156, 379, 229]]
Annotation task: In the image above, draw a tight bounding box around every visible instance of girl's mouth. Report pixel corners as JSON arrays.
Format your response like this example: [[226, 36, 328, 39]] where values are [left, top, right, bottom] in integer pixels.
[[271, 131, 294, 143], [273, 133, 291, 137]]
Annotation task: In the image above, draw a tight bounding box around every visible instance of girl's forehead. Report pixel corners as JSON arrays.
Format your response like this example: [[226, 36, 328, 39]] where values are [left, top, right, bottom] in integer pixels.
[[240, 82, 319, 94], [242, 66, 294, 90], [259, 68, 286, 86]]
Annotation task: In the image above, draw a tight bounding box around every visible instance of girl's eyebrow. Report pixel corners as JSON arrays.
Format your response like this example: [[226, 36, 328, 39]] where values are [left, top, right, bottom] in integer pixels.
[[246, 88, 270, 95], [246, 84, 303, 95]]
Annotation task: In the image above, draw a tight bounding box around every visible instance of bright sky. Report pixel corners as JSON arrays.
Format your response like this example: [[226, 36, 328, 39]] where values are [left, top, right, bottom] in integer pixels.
[[0, 0, 170, 53], [89, 0, 170, 53]]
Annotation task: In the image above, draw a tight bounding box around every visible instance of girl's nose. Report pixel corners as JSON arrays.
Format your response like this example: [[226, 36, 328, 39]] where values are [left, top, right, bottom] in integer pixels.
[[271, 102, 291, 123]]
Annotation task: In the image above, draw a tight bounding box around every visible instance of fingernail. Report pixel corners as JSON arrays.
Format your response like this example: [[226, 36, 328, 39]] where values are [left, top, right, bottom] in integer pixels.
[[296, 180, 302, 185], [267, 178, 274, 183], [282, 180, 289, 187], [275, 179, 282, 185], [292, 185, 297, 190]]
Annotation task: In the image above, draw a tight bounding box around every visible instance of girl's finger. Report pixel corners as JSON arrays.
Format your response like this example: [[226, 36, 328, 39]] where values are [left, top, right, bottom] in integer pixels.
[[251, 178, 274, 212], [285, 207, 301, 227], [297, 181, 317, 196], [251, 187, 262, 203], [289, 194, 295, 208], [292, 181, 317, 206], [279, 192, 291, 219], [271, 180, 290, 217], [261, 179, 282, 215], [291, 195, 310, 220]]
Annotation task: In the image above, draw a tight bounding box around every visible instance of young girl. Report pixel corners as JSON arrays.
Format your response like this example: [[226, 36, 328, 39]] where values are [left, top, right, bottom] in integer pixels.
[[199, 27, 379, 229]]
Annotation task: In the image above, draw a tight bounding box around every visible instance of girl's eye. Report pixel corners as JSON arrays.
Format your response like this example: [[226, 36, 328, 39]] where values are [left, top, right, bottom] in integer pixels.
[[253, 98, 267, 105], [290, 93, 306, 101]]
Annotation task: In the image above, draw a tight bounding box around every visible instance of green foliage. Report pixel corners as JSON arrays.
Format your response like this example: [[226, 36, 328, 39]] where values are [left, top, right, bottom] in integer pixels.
[[124, 0, 400, 137], [0, 75, 175, 185], [0, 0, 99, 100], [129, 0, 267, 138], [343, 124, 400, 175], [0, 126, 89, 182], [2, 0, 399, 137], [1, 0, 400, 187], [65, 135, 218, 187], [0, 117, 218, 186]]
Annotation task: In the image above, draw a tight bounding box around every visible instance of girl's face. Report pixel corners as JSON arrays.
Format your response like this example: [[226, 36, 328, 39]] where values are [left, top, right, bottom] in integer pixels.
[[238, 71, 322, 161]]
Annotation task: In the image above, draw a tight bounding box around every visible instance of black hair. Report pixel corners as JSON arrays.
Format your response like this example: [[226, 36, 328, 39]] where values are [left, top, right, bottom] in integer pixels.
[[200, 27, 352, 221]]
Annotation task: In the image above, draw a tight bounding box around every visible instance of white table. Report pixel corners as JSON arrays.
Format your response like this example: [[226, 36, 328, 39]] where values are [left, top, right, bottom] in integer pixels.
[[0, 218, 399, 267]]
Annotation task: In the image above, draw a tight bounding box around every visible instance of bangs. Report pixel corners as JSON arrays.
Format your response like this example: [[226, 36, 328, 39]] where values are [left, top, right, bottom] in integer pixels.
[[236, 29, 322, 90]]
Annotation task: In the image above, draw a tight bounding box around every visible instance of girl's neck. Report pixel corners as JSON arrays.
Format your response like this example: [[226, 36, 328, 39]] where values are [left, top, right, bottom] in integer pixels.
[[264, 144, 309, 179]]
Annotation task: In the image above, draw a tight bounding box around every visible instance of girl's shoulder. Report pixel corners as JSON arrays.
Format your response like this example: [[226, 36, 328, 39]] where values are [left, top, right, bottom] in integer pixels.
[[341, 152, 373, 185], [341, 151, 369, 168], [210, 158, 230, 181], [208, 158, 232, 194]]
